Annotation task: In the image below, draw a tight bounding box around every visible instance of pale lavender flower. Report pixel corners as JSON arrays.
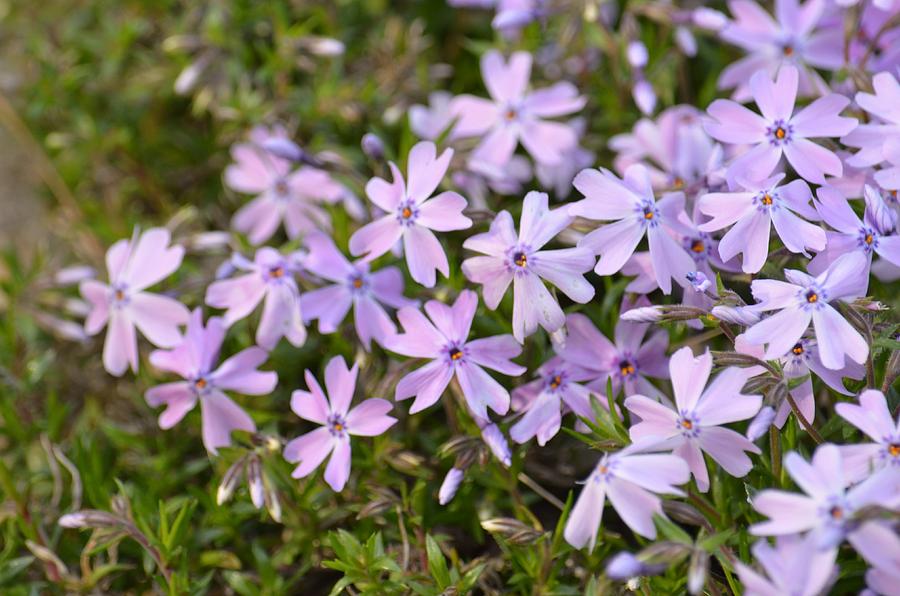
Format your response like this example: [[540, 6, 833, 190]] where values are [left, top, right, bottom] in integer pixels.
[[559, 305, 670, 399], [300, 232, 413, 350], [751, 444, 900, 552], [736, 334, 863, 430], [384, 290, 525, 419], [534, 118, 595, 199], [479, 422, 512, 466], [225, 127, 344, 244], [735, 534, 838, 596], [348, 141, 472, 288], [493, 0, 546, 33], [284, 356, 397, 491], [146, 309, 276, 454], [809, 185, 900, 284], [742, 251, 869, 369], [717, 0, 841, 102], [509, 357, 596, 446], [563, 439, 691, 548], [704, 65, 857, 185], [569, 164, 695, 293], [462, 191, 594, 342], [632, 79, 657, 116], [609, 105, 719, 193], [843, 72, 900, 174], [835, 390, 900, 483], [450, 50, 585, 167], [80, 228, 190, 376], [205, 248, 306, 350], [409, 91, 455, 141], [453, 156, 532, 210], [698, 174, 825, 273], [625, 347, 762, 492]]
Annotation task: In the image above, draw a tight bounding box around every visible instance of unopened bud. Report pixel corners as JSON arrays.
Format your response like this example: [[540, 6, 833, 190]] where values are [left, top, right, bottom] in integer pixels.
[[361, 133, 385, 161], [687, 549, 708, 595], [606, 552, 646, 580], [217, 457, 246, 505], [710, 305, 760, 326], [692, 7, 728, 30], [439, 468, 465, 505], [746, 406, 776, 441], [662, 501, 707, 527], [247, 456, 264, 509], [480, 423, 512, 467], [621, 306, 663, 322], [260, 137, 304, 162], [480, 517, 545, 545]]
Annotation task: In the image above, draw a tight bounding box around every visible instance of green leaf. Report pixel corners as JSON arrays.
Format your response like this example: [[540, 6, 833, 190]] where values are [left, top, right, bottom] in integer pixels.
[[425, 534, 451, 589], [698, 529, 735, 553], [653, 514, 692, 545]]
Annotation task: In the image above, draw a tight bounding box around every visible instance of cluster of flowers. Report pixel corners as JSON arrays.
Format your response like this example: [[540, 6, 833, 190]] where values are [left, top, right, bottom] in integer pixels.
[[65, 0, 900, 592]]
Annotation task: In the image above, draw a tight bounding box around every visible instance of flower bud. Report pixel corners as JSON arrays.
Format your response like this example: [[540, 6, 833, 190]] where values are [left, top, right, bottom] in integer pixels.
[[746, 406, 776, 441], [439, 467, 465, 505], [686, 271, 711, 293], [361, 133, 385, 161], [54, 265, 95, 286], [710, 305, 760, 326], [626, 41, 648, 69], [606, 552, 645, 580], [480, 423, 512, 467], [260, 137, 305, 162], [692, 8, 728, 31], [217, 457, 246, 506], [480, 517, 545, 545], [633, 79, 657, 115], [687, 549, 708, 594], [247, 456, 265, 509], [621, 306, 663, 322]]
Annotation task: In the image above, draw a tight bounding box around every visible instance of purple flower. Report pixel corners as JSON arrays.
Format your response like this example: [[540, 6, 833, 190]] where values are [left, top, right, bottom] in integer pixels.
[[299, 232, 413, 350], [225, 128, 344, 244], [809, 185, 900, 284], [384, 290, 526, 419], [145, 309, 276, 454], [609, 106, 719, 193], [735, 534, 838, 596], [843, 72, 900, 177], [534, 118, 595, 199], [625, 347, 762, 492], [735, 334, 863, 430], [509, 357, 595, 446], [563, 440, 690, 548], [409, 91, 455, 141], [742, 251, 869, 369], [439, 467, 465, 505], [717, 0, 841, 102], [80, 228, 190, 376], [704, 65, 857, 185], [560, 308, 670, 399], [348, 141, 472, 288], [284, 356, 397, 491], [450, 50, 585, 167], [205, 248, 306, 350], [751, 444, 900, 552], [569, 164, 695, 293], [462, 191, 594, 342], [835, 390, 900, 483], [699, 174, 825, 273]]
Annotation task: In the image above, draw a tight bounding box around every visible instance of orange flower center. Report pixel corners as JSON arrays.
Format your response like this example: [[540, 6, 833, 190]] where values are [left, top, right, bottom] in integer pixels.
[[514, 252, 528, 267], [194, 378, 207, 390], [865, 234, 874, 245], [761, 193, 774, 205], [691, 240, 705, 253], [352, 278, 363, 289], [680, 419, 693, 430], [806, 291, 818, 303], [270, 266, 285, 278], [792, 343, 804, 355], [450, 348, 463, 361], [774, 127, 786, 140], [549, 375, 562, 389], [889, 444, 900, 457]]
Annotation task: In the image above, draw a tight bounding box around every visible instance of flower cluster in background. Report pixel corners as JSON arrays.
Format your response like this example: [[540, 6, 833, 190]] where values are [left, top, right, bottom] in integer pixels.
[[2, 0, 899, 593]]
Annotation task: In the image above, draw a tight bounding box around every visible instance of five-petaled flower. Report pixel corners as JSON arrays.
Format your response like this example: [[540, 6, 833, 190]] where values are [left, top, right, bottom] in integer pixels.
[[704, 65, 857, 185], [284, 356, 397, 491], [205, 247, 307, 350], [462, 190, 594, 342], [835, 389, 900, 483], [625, 346, 762, 492], [349, 141, 472, 288], [383, 290, 526, 420], [145, 309, 277, 454], [81, 228, 190, 376]]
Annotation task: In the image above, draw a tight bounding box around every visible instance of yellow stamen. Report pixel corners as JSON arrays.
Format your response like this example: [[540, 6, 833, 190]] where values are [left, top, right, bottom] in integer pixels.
[[195, 378, 207, 390], [865, 234, 874, 245], [620, 363, 635, 376], [806, 291, 818, 303], [761, 193, 773, 205], [352, 278, 363, 289], [270, 266, 285, 278], [115, 290, 125, 301], [889, 444, 900, 457], [681, 419, 693, 430], [550, 375, 562, 389], [829, 505, 843, 519], [450, 348, 463, 361], [401, 207, 412, 219], [792, 343, 804, 355], [514, 252, 528, 267], [775, 127, 786, 140], [691, 240, 705, 253], [333, 423, 343, 432]]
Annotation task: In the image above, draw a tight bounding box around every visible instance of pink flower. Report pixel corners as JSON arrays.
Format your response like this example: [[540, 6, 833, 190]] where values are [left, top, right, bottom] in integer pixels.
[[698, 174, 825, 273], [735, 534, 838, 596], [205, 248, 306, 350], [625, 347, 762, 492], [559, 308, 670, 399], [751, 444, 900, 554], [704, 65, 857, 185], [462, 191, 594, 342], [450, 50, 585, 167], [284, 356, 397, 491], [563, 440, 690, 549], [349, 141, 472, 288], [509, 357, 596, 446], [80, 228, 190, 376], [835, 390, 900, 483], [743, 251, 869, 369], [383, 290, 526, 419], [145, 309, 276, 454], [569, 164, 695, 293], [842, 72, 900, 174], [225, 126, 345, 244], [717, 0, 841, 102], [300, 232, 414, 350]]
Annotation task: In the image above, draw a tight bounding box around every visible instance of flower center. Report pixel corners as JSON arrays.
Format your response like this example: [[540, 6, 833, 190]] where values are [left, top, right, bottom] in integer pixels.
[[194, 378, 207, 390], [505, 108, 517, 121], [673, 176, 685, 189], [805, 290, 818, 303], [327, 414, 348, 436], [274, 179, 290, 196], [402, 207, 412, 219], [352, 278, 363, 289], [619, 360, 636, 377], [829, 505, 843, 520], [514, 252, 528, 268], [449, 347, 463, 361], [792, 343, 804, 355], [270, 266, 285, 278], [643, 207, 655, 220], [549, 374, 562, 389], [761, 193, 774, 205], [680, 419, 693, 430], [782, 44, 794, 57], [115, 289, 125, 301], [888, 443, 900, 458], [691, 240, 705, 253], [767, 120, 793, 145]]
